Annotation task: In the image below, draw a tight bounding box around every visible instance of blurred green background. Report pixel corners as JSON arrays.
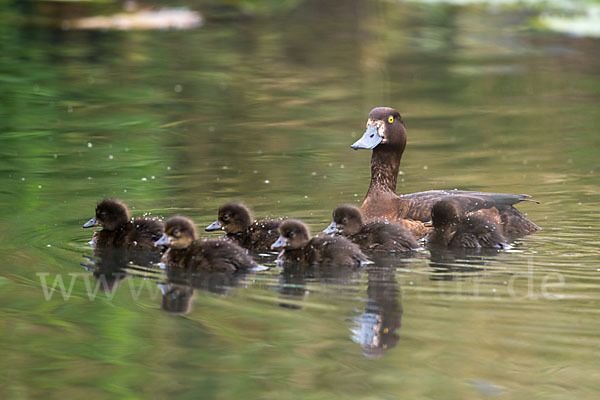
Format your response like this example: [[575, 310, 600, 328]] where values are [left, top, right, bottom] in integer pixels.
[[1, 1, 599, 399]]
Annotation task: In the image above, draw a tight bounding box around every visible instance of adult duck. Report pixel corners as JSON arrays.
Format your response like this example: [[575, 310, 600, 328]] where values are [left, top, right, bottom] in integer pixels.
[[351, 107, 540, 238]]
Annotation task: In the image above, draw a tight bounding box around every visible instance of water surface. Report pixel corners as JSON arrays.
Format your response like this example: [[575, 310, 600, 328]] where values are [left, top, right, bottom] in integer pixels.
[[1, 1, 599, 399]]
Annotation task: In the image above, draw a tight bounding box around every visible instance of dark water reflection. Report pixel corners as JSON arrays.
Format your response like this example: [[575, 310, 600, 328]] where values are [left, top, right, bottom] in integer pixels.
[[1, 0, 600, 398]]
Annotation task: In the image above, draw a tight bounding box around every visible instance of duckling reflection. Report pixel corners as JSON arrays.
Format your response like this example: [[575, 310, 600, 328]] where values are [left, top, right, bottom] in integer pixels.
[[80, 248, 130, 294], [158, 283, 195, 315], [351, 263, 402, 358], [277, 264, 362, 309]]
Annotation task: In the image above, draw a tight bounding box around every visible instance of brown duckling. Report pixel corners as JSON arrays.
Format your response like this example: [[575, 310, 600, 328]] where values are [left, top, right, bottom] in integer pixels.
[[324, 204, 418, 253], [155, 216, 257, 272], [271, 219, 368, 267], [351, 107, 540, 238], [83, 198, 163, 251], [426, 200, 507, 248], [205, 201, 281, 253]]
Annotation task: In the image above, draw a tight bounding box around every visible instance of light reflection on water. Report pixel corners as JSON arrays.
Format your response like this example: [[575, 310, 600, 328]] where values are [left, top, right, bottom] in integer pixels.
[[1, 0, 599, 398]]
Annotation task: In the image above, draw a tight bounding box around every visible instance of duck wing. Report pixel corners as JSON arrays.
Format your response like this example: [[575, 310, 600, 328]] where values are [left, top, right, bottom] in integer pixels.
[[401, 190, 536, 221]]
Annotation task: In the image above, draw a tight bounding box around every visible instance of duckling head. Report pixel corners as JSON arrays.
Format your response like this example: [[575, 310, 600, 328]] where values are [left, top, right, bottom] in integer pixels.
[[83, 198, 130, 231], [431, 200, 459, 229], [324, 204, 363, 235], [155, 216, 197, 249], [271, 219, 310, 250], [351, 107, 406, 151], [205, 201, 252, 234]]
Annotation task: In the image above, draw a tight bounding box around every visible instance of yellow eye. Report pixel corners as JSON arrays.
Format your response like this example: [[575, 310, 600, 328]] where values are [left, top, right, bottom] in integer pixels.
[[388, 116, 394, 123]]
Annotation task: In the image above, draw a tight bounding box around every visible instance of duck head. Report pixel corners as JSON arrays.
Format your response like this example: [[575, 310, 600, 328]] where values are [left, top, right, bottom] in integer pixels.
[[155, 216, 197, 249], [351, 107, 406, 151], [271, 219, 310, 250], [431, 200, 459, 229], [324, 204, 363, 235], [83, 198, 130, 231], [205, 202, 252, 234]]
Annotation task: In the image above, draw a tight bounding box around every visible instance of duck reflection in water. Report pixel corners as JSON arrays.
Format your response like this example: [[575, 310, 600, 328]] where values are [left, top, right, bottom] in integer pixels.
[[351, 262, 402, 358], [81, 248, 132, 294], [277, 264, 361, 310], [157, 255, 251, 315]]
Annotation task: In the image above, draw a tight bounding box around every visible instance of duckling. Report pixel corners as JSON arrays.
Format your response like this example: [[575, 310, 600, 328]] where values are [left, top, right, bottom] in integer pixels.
[[83, 198, 163, 251], [351, 106, 540, 238], [271, 219, 368, 267], [155, 216, 257, 272], [205, 201, 281, 253], [324, 204, 418, 252], [426, 200, 507, 248]]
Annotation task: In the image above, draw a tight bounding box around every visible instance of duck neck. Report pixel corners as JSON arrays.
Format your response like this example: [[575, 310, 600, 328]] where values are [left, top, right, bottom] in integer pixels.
[[367, 146, 402, 195]]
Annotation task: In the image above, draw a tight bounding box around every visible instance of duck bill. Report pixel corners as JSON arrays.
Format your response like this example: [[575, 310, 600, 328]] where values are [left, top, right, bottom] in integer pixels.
[[270, 236, 287, 250], [154, 233, 170, 246], [351, 125, 382, 150], [323, 221, 339, 234], [205, 220, 222, 232], [83, 217, 98, 228]]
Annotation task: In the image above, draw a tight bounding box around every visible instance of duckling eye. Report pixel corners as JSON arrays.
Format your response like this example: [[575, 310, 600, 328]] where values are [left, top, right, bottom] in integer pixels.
[[388, 116, 394, 124], [342, 218, 348, 224], [222, 214, 230, 222], [288, 231, 296, 238], [173, 229, 180, 236]]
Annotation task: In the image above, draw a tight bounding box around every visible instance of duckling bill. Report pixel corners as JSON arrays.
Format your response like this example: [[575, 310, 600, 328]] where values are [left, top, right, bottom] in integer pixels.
[[205, 201, 281, 253], [271, 219, 368, 267], [157, 216, 257, 272]]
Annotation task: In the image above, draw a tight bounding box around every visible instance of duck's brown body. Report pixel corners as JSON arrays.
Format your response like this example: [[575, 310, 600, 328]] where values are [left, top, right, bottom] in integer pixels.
[[92, 218, 164, 251], [325, 204, 418, 252], [353, 107, 540, 239], [158, 216, 256, 272], [83, 199, 164, 251], [225, 220, 281, 253], [272, 219, 368, 267], [426, 200, 507, 248], [206, 202, 281, 253], [162, 238, 256, 272]]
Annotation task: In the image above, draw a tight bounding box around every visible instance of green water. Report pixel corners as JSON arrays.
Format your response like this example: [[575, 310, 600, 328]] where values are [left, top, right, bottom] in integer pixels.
[[1, 1, 599, 399]]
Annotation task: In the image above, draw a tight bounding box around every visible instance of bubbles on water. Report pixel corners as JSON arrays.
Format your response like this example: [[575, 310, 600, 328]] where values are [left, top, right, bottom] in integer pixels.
[[423, 165, 428, 170], [87, 142, 93, 148], [311, 172, 316, 176], [21, 177, 25, 181], [38, 185, 42, 189], [87, 176, 92, 180], [167, 166, 171, 170], [264, 180, 270, 184], [47, 244, 51, 247], [151, 176, 155, 180], [68, 106, 73, 113], [53, 154, 58, 159], [141, 177, 147, 181], [174, 84, 183, 93], [108, 155, 114, 160]]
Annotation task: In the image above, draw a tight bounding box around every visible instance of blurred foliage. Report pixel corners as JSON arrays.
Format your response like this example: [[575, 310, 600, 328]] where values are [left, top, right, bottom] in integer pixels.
[[1, 0, 600, 399]]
